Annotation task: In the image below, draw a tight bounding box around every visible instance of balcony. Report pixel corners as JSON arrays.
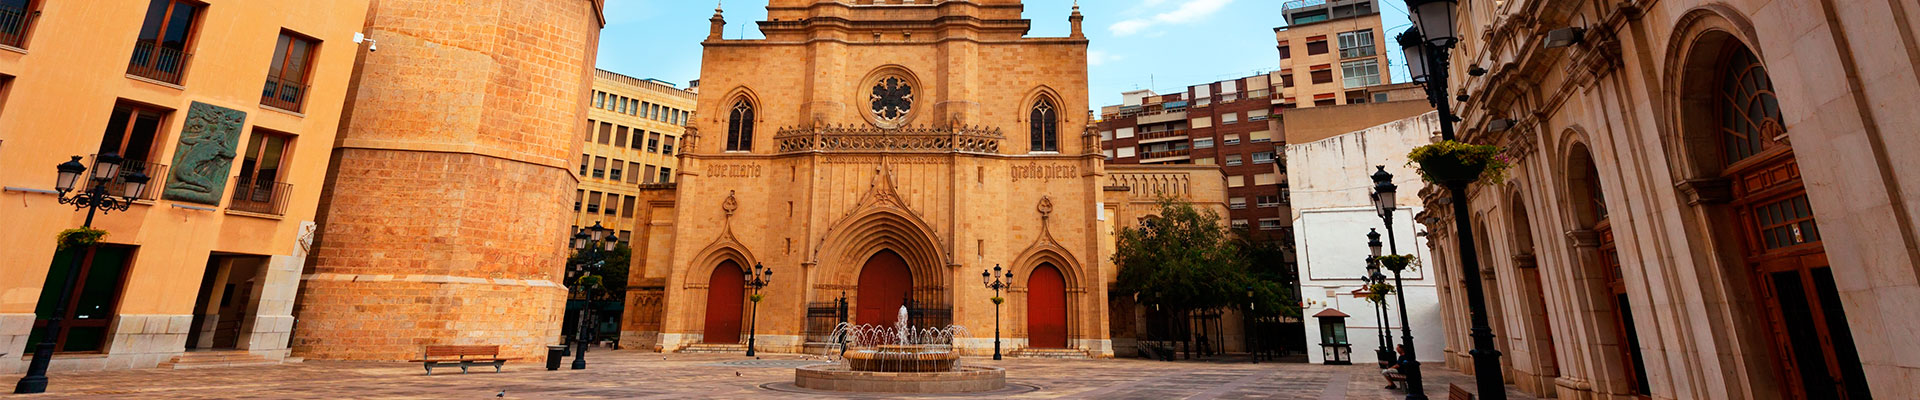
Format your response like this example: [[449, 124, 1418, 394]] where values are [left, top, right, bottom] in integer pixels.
[[228, 177, 291, 216], [1137, 129, 1189, 144], [89, 154, 168, 201], [260, 75, 307, 112], [1139, 149, 1191, 162], [0, 3, 35, 48], [128, 40, 191, 85]]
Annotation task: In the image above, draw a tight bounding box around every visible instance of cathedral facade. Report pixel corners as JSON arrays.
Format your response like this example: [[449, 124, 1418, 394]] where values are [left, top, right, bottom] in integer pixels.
[[619, 0, 1217, 358]]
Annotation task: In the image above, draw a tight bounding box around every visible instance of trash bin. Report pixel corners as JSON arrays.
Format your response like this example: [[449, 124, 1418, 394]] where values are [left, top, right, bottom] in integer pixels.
[[547, 344, 568, 371]]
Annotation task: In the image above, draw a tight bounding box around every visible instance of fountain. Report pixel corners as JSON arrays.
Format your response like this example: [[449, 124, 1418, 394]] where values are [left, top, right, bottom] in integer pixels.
[[791, 306, 1008, 393]]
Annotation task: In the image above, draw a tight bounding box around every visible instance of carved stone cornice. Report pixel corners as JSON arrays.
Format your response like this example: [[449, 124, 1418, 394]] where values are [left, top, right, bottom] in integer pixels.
[[1675, 178, 1734, 205], [773, 124, 1004, 154], [1565, 229, 1600, 248], [1512, 253, 1538, 269]]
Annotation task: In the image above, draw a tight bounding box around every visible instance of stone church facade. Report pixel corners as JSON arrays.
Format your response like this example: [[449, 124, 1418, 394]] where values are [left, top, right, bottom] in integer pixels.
[[618, 0, 1222, 358]]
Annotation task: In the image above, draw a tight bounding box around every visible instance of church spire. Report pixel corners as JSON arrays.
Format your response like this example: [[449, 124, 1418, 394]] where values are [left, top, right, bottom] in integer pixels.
[[1069, 1, 1084, 39], [708, 1, 726, 41]]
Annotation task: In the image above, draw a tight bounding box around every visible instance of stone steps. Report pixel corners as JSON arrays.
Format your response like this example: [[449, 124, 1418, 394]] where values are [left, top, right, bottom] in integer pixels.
[[157, 351, 279, 370], [676, 343, 749, 354], [1010, 348, 1091, 359]]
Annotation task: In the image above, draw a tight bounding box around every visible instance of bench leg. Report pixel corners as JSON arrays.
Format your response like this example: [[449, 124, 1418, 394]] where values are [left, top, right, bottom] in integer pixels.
[[425, 363, 435, 376], [460, 361, 472, 374], [493, 360, 505, 372]]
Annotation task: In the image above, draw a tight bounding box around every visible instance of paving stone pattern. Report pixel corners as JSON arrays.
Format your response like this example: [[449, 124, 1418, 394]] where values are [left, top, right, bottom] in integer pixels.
[[3, 352, 1538, 399]]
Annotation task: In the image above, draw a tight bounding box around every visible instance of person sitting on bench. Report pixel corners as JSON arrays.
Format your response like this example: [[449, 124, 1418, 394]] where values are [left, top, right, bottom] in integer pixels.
[[1382, 345, 1412, 389]]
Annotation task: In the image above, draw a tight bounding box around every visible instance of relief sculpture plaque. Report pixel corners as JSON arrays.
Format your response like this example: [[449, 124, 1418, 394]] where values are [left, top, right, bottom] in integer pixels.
[[163, 101, 247, 205]]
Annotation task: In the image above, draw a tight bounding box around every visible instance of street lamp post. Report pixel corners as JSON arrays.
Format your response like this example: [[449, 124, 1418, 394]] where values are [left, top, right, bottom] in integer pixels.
[[744, 262, 771, 357], [1371, 169, 1427, 400], [569, 222, 618, 370], [1399, 0, 1507, 397], [16, 154, 150, 394], [982, 264, 1013, 360], [1363, 255, 1394, 366]]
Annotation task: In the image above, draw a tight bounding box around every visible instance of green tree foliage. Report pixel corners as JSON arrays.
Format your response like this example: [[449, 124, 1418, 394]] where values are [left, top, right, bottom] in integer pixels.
[[1114, 199, 1299, 318], [568, 243, 631, 300]]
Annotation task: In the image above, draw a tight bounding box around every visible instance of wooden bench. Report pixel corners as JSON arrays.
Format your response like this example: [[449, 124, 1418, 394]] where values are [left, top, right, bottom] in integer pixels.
[[1449, 383, 1476, 400], [408, 345, 519, 376]]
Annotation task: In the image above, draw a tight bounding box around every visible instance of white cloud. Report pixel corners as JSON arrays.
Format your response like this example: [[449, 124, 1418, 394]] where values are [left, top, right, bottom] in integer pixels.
[[1108, 0, 1234, 37], [1088, 50, 1124, 67]]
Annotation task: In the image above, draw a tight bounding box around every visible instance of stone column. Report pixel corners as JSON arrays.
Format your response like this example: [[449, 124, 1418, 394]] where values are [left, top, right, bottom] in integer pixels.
[[290, 0, 603, 361]]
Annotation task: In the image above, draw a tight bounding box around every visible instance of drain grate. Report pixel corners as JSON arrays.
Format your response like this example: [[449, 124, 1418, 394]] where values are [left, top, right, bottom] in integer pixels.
[[703, 359, 834, 368]]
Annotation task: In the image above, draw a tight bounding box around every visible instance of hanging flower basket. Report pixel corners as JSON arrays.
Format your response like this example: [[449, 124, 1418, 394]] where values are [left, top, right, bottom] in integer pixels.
[[1363, 282, 1395, 304], [1377, 254, 1419, 272], [991, 296, 1005, 305], [1407, 140, 1511, 184], [750, 294, 764, 303], [575, 275, 603, 289], [56, 227, 108, 252]]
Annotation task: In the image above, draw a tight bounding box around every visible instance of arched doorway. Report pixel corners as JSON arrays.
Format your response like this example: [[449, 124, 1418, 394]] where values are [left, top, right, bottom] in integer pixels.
[[1707, 44, 1869, 399], [1027, 263, 1068, 349], [1509, 195, 1559, 381], [856, 250, 912, 326], [1568, 144, 1649, 396], [703, 260, 745, 343]]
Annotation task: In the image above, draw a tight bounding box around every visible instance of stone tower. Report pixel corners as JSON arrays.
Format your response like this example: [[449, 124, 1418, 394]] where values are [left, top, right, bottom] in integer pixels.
[[291, 0, 605, 361]]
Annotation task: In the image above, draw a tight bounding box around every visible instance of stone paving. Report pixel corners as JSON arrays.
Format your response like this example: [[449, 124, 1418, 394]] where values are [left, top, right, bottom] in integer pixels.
[[4, 351, 1539, 399]]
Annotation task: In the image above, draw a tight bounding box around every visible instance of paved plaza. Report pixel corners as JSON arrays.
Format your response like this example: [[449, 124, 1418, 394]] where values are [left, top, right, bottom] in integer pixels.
[[5, 351, 1536, 399]]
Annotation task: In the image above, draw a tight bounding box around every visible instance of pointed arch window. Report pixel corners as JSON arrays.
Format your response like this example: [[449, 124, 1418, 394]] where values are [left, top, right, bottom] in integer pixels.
[[1030, 98, 1059, 152], [726, 99, 754, 151]]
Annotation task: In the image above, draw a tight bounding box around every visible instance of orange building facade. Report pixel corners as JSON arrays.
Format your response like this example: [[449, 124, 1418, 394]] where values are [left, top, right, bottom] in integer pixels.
[[0, 0, 371, 373]]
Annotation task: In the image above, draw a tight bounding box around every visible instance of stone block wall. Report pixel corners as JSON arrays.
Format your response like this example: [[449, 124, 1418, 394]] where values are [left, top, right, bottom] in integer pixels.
[[292, 0, 602, 362]]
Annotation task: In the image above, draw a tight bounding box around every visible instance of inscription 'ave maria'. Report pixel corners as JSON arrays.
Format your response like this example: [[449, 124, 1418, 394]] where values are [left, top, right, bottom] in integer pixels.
[[710, 164, 762, 178]]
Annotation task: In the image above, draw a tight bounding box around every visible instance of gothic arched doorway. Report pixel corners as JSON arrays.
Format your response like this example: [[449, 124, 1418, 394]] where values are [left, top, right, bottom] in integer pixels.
[[1027, 263, 1068, 349], [1709, 43, 1869, 399], [856, 250, 913, 326], [703, 260, 745, 343]]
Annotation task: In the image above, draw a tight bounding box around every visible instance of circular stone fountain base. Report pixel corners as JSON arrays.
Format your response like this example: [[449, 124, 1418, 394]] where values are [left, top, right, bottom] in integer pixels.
[[794, 364, 1007, 393]]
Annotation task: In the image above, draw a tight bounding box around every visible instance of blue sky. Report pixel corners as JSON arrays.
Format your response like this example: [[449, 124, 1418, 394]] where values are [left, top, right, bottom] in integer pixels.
[[595, 0, 1412, 108]]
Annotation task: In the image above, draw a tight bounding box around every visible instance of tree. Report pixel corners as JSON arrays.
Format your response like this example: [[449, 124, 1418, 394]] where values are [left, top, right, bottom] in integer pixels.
[[1114, 198, 1297, 316], [567, 243, 631, 300]]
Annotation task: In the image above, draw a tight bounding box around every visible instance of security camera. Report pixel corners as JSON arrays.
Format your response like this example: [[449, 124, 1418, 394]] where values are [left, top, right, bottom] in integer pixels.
[[353, 32, 378, 52]]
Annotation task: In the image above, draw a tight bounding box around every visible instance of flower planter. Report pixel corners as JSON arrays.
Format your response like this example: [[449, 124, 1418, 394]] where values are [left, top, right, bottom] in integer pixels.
[[1416, 152, 1489, 184]]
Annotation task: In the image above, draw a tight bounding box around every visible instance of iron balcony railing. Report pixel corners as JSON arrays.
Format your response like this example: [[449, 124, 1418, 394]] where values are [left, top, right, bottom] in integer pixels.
[[260, 75, 307, 112], [0, 3, 35, 48], [128, 39, 191, 85], [88, 154, 168, 201], [229, 177, 292, 215]]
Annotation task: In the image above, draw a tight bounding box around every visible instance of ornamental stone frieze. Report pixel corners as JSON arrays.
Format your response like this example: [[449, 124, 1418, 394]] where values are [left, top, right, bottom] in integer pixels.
[[773, 124, 1004, 154]]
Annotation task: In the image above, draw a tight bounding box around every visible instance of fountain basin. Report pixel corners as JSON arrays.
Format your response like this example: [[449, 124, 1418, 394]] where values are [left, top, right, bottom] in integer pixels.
[[794, 364, 1006, 393], [843, 344, 961, 372]]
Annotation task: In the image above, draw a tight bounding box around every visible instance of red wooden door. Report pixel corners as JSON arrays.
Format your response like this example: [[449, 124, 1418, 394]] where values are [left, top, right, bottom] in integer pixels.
[[1027, 263, 1068, 348], [856, 250, 912, 327], [703, 261, 744, 343]]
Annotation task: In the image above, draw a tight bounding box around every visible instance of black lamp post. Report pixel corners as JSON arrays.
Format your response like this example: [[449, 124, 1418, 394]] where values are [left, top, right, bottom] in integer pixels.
[[744, 262, 771, 356], [16, 154, 149, 394], [1371, 168, 1427, 400], [1400, 0, 1506, 397], [982, 264, 1013, 360], [1363, 255, 1394, 366], [568, 222, 618, 370]]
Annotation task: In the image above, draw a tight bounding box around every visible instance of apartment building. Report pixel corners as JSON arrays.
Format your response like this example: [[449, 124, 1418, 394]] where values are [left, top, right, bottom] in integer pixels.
[[575, 69, 695, 242], [0, 0, 370, 373], [1274, 0, 1392, 108], [1098, 74, 1291, 245]]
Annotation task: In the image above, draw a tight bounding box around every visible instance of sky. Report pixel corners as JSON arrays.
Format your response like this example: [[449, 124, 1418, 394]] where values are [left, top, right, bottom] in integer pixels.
[[594, 0, 1413, 108]]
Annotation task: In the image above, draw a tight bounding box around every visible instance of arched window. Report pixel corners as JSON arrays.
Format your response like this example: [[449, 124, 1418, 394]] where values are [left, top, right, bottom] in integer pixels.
[[1029, 98, 1058, 152], [1718, 49, 1783, 166], [726, 99, 754, 151]]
